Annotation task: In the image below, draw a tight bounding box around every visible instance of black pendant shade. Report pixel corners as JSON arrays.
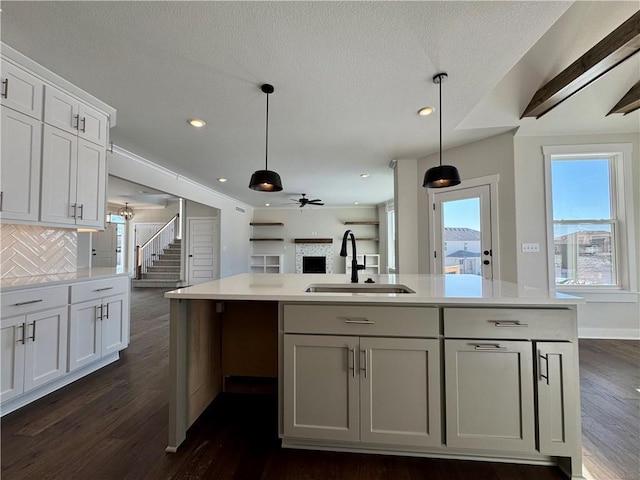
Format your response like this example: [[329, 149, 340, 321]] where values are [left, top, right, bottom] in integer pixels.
[[249, 84, 283, 192], [423, 72, 461, 189]]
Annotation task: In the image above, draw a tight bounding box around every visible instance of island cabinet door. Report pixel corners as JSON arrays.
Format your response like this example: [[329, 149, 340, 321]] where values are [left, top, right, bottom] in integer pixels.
[[283, 334, 359, 442], [536, 342, 577, 456], [360, 337, 441, 447], [444, 339, 536, 453]]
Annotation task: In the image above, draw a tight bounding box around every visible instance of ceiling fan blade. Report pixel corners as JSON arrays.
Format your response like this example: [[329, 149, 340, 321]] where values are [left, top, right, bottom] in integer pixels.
[[299, 203, 304, 208], [310, 202, 324, 206], [309, 199, 322, 203]]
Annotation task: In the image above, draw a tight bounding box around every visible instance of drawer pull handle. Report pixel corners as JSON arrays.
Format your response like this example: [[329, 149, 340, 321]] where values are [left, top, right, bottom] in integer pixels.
[[348, 347, 356, 377], [492, 321, 528, 327], [94, 287, 114, 292], [473, 344, 506, 351], [13, 299, 43, 306], [341, 317, 375, 325]]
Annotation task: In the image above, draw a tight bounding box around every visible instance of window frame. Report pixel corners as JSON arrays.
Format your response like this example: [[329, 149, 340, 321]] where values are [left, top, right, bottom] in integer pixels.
[[543, 143, 636, 297]]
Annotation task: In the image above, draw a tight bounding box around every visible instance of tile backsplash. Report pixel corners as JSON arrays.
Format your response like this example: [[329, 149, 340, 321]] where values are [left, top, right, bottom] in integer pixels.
[[0, 224, 77, 278]]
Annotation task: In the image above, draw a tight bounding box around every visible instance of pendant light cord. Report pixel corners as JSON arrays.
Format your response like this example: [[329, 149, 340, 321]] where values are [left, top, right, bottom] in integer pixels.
[[265, 92, 270, 170], [439, 78, 443, 167]]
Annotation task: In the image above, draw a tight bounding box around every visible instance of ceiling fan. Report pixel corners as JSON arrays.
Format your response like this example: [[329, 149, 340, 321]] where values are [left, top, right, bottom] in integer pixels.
[[291, 193, 324, 208]]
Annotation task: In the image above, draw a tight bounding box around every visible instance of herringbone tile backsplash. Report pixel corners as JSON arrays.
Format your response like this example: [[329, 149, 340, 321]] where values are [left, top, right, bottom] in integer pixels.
[[1, 225, 77, 278]]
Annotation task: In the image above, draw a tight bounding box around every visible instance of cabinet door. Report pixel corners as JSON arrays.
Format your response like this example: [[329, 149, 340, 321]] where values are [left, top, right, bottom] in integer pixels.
[[283, 334, 359, 442], [360, 337, 441, 447], [0, 316, 26, 403], [43, 85, 78, 134], [445, 339, 535, 453], [69, 299, 102, 371], [41, 125, 77, 225], [0, 60, 44, 119], [101, 293, 129, 355], [536, 342, 577, 456], [78, 103, 108, 147], [75, 139, 106, 228], [23, 307, 68, 391], [0, 107, 42, 222]]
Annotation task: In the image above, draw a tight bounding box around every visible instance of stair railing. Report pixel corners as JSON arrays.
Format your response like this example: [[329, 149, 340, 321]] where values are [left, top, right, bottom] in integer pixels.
[[135, 214, 180, 280]]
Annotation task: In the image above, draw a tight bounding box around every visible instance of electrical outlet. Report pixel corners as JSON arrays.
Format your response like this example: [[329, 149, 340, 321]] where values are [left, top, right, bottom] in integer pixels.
[[521, 243, 540, 253]]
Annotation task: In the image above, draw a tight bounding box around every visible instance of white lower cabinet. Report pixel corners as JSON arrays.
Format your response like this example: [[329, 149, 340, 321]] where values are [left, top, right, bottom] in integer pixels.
[[69, 286, 129, 371], [1, 306, 68, 404], [283, 334, 441, 447], [444, 339, 535, 453]]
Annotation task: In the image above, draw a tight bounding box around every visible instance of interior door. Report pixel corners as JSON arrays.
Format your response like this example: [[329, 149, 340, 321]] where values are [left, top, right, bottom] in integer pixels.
[[187, 217, 218, 285], [92, 223, 117, 267], [431, 184, 493, 279]]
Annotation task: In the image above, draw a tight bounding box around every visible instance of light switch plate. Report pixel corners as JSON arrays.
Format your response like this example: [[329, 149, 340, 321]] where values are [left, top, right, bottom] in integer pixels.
[[521, 243, 540, 253]]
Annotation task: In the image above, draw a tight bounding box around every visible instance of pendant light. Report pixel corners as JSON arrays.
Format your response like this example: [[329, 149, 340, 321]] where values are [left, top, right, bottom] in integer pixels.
[[117, 202, 135, 221], [423, 72, 461, 188], [249, 84, 283, 192]]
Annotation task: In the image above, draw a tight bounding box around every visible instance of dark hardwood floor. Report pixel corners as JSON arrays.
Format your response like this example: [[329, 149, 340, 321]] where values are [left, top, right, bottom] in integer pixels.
[[1, 288, 638, 479]]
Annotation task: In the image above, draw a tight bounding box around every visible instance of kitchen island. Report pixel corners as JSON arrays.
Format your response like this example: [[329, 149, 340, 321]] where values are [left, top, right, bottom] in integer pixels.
[[164, 273, 585, 479]]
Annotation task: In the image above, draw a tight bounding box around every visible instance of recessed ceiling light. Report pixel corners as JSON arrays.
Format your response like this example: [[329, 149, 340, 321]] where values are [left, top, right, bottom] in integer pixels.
[[360, 173, 369, 178], [188, 119, 206, 128], [354, 201, 360, 205], [217, 177, 227, 182], [418, 107, 434, 116], [265, 203, 270, 207]]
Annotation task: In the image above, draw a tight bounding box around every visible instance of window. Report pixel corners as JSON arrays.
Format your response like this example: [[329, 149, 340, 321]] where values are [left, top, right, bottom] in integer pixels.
[[544, 144, 636, 291]]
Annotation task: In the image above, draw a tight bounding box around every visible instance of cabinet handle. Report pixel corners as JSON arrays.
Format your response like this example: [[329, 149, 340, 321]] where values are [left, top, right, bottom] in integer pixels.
[[13, 299, 43, 306], [28, 322, 36, 342], [0, 191, 3, 211], [96, 304, 103, 321], [539, 352, 549, 385], [73, 114, 80, 130], [491, 321, 528, 328], [472, 343, 506, 351], [80, 117, 86, 133], [70, 203, 77, 219], [2, 78, 8, 98], [341, 317, 375, 325], [93, 287, 113, 292], [78, 204, 84, 220], [348, 347, 356, 378], [361, 349, 368, 379], [16, 324, 25, 345], [104, 303, 109, 319]]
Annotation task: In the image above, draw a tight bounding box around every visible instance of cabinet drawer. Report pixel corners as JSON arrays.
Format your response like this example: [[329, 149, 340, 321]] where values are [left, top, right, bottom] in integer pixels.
[[283, 304, 439, 337], [443, 307, 575, 340], [70, 276, 129, 304], [1, 285, 68, 318]]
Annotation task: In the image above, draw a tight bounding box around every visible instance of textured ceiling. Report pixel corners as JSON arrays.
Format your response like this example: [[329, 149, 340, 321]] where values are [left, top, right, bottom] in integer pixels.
[[1, 1, 636, 208]]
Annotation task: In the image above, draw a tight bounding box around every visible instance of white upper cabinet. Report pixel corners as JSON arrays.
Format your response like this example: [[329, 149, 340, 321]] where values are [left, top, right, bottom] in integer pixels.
[[44, 85, 108, 147], [0, 60, 44, 120], [0, 107, 42, 222]]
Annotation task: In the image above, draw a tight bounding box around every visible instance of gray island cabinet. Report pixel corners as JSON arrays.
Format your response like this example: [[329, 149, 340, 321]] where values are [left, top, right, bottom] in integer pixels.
[[164, 273, 584, 479]]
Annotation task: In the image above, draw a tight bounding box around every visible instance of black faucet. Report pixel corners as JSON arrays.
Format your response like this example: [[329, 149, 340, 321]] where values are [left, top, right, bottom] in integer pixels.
[[340, 229, 366, 283]]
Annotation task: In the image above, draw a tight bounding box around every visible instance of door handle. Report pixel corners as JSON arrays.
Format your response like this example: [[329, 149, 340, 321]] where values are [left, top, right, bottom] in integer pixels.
[[103, 303, 109, 319], [361, 349, 368, 379], [1, 78, 8, 98], [80, 117, 86, 133], [483, 260, 490, 265], [96, 304, 103, 321], [28, 322, 36, 342], [348, 347, 356, 378], [16, 324, 25, 345], [539, 352, 549, 385], [73, 114, 80, 130]]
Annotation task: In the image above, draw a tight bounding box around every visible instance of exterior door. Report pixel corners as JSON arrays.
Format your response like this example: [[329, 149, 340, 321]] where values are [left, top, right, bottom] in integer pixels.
[[187, 217, 218, 285], [92, 224, 117, 268], [431, 183, 494, 279], [283, 334, 360, 442], [360, 337, 441, 447]]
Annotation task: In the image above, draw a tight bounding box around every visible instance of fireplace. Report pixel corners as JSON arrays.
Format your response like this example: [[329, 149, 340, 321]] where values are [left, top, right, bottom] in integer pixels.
[[302, 256, 327, 274]]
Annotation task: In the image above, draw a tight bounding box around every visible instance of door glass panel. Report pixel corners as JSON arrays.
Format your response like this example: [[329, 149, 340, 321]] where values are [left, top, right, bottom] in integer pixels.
[[442, 197, 481, 275]]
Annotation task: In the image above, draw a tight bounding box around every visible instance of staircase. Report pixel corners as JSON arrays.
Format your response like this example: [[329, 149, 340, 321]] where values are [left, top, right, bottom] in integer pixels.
[[132, 239, 182, 288]]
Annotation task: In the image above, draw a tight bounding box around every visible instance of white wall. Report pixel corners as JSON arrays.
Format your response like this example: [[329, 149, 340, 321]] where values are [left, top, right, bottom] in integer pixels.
[[109, 146, 253, 278], [514, 133, 640, 338], [416, 131, 518, 282], [394, 159, 420, 274], [251, 207, 380, 274]]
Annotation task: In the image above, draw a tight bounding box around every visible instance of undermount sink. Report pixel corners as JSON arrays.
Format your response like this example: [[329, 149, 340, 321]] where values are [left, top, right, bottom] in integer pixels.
[[305, 283, 415, 294]]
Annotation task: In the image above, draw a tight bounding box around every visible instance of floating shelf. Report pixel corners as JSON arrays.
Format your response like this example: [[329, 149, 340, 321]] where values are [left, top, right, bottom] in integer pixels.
[[250, 222, 284, 226], [358, 238, 379, 241], [250, 238, 284, 242], [344, 221, 379, 225], [294, 238, 333, 244]]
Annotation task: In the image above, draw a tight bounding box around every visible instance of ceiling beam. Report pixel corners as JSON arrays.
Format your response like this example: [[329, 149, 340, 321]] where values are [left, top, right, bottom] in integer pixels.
[[522, 10, 640, 119], [607, 80, 640, 115]]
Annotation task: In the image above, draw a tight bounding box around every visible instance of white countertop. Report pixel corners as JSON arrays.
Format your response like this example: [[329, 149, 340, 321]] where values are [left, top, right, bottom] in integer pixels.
[[164, 273, 583, 306], [1, 268, 130, 291]]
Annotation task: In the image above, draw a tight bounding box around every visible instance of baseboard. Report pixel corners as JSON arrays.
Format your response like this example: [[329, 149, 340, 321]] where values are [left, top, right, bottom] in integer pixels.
[[578, 328, 640, 339]]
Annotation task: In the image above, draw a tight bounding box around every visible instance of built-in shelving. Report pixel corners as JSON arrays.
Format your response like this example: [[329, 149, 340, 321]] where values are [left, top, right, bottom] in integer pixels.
[[294, 238, 333, 244], [345, 254, 381, 275], [250, 238, 284, 242], [250, 254, 283, 273], [250, 222, 284, 226], [344, 221, 379, 226]]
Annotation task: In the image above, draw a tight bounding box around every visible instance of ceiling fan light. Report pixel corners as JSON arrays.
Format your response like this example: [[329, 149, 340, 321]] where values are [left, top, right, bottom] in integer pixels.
[[249, 169, 283, 191], [423, 165, 461, 188]]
